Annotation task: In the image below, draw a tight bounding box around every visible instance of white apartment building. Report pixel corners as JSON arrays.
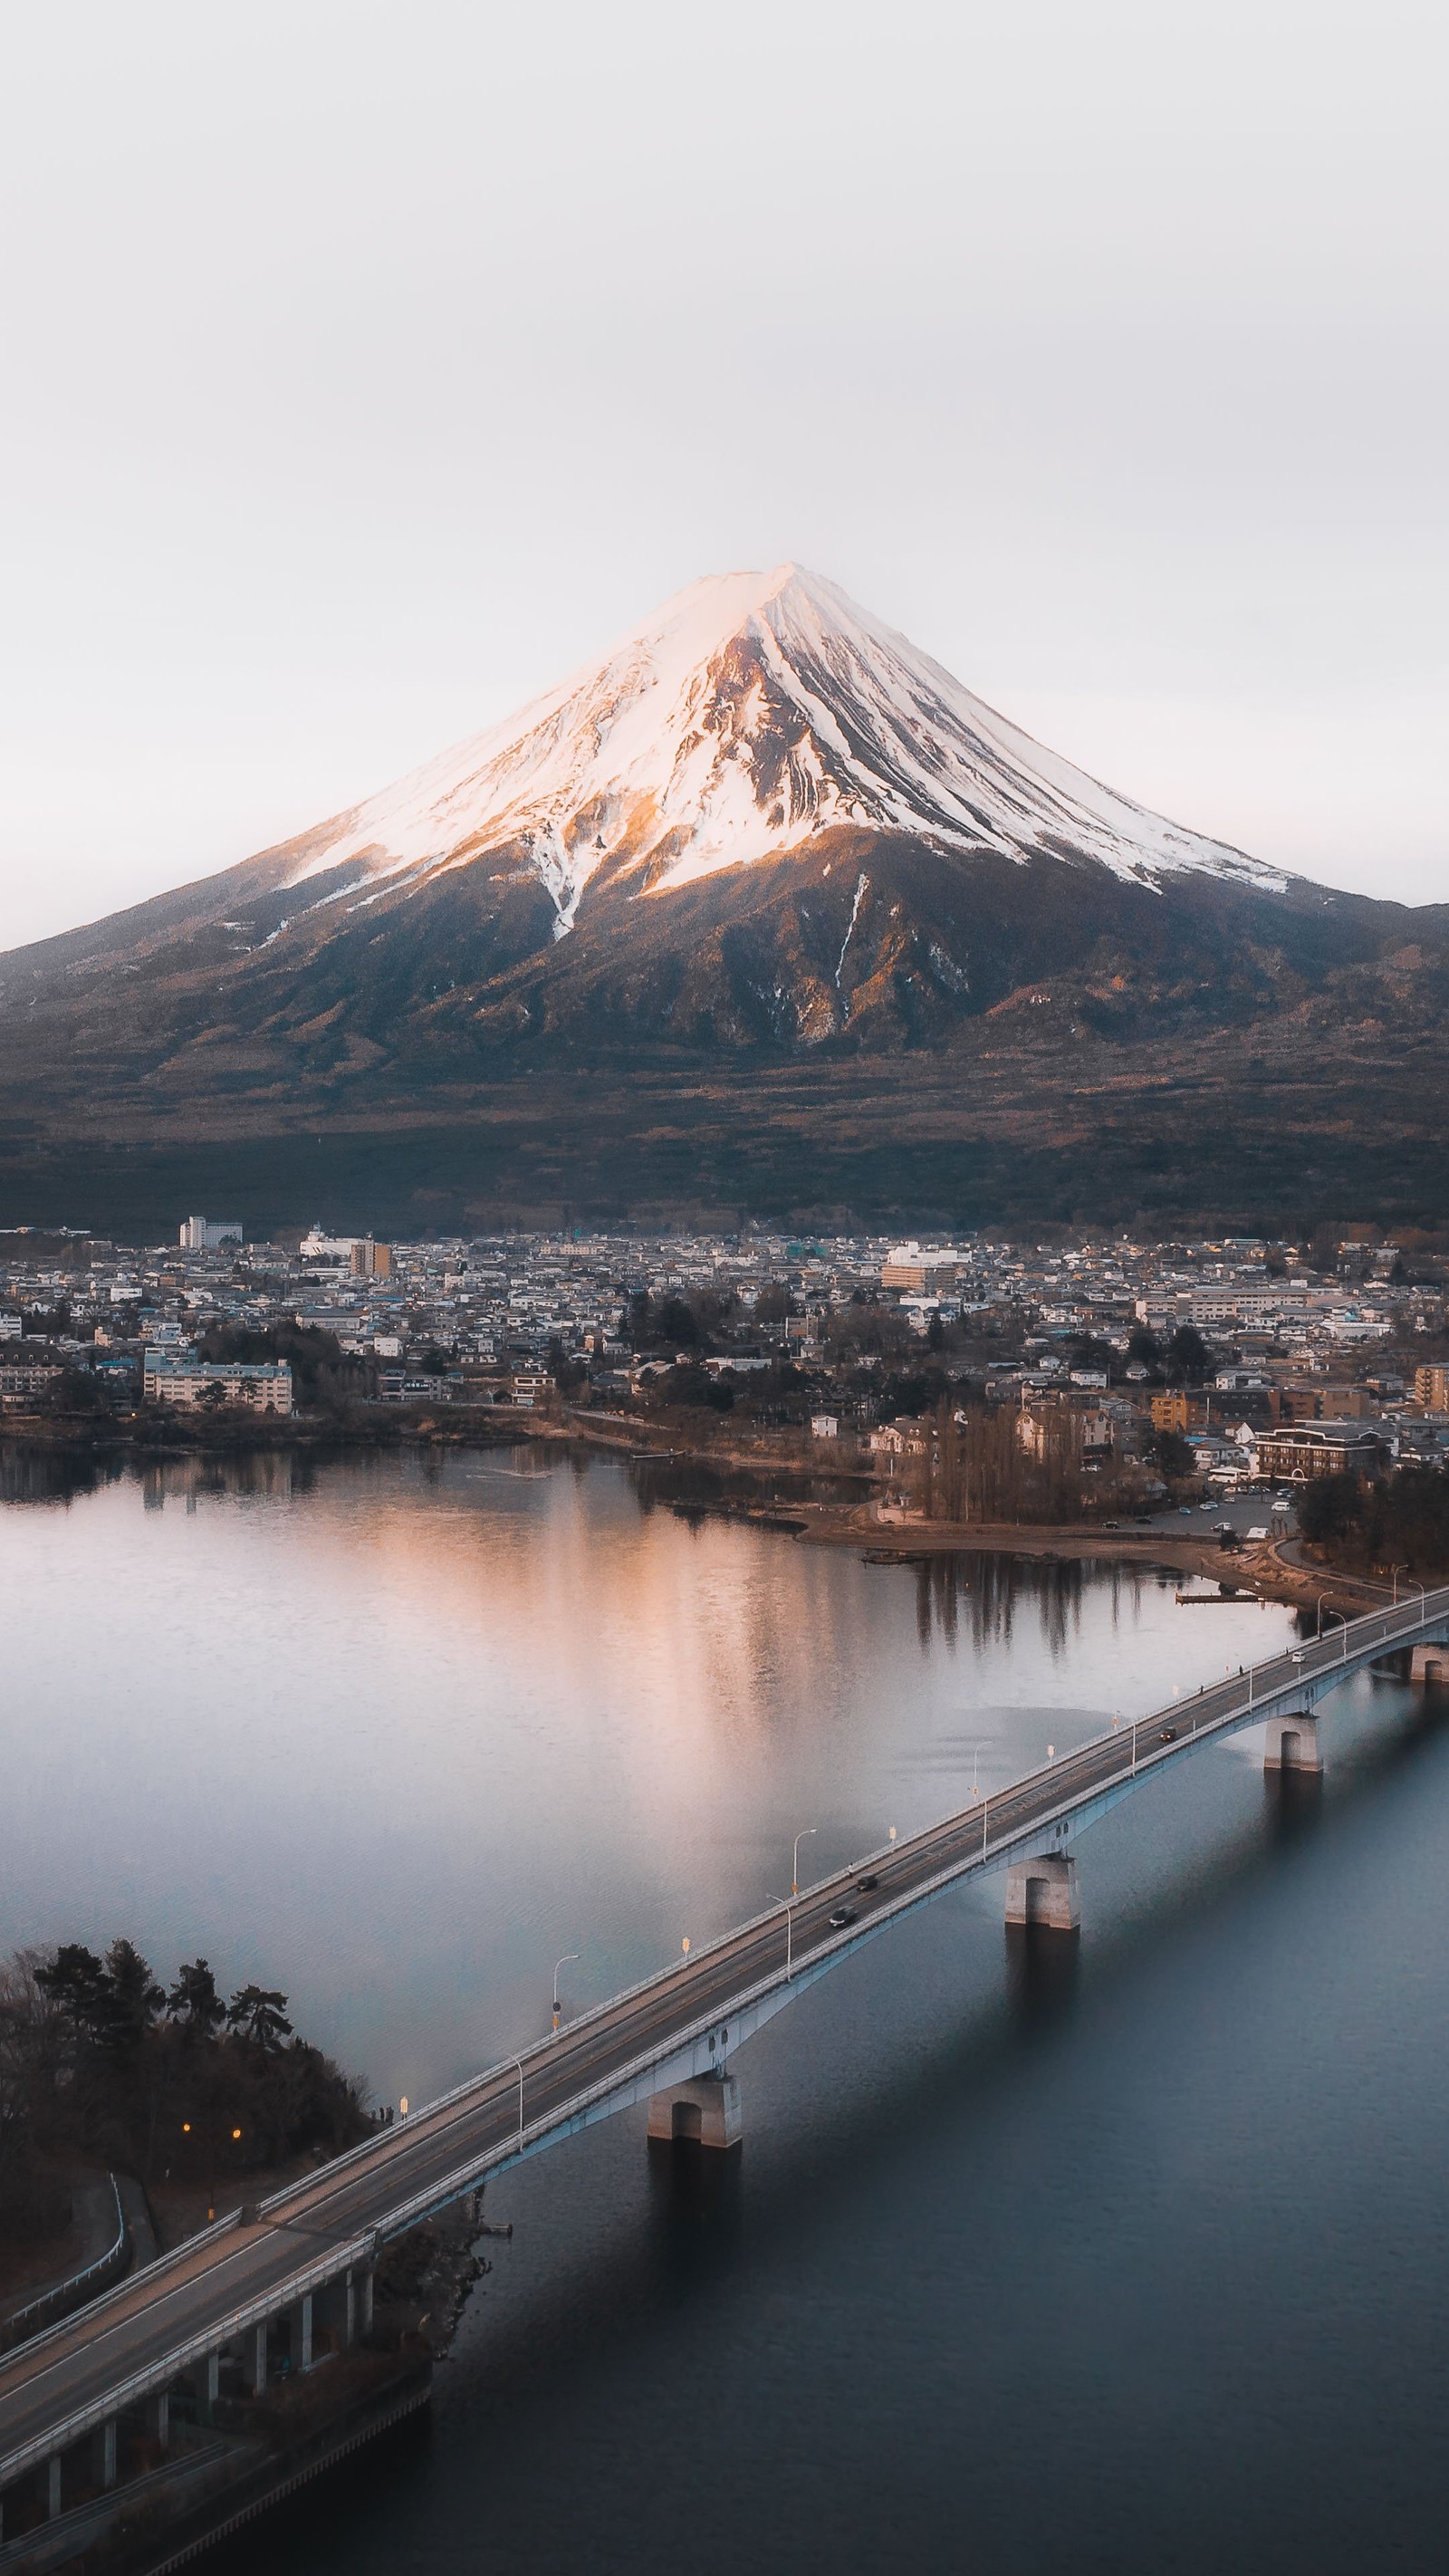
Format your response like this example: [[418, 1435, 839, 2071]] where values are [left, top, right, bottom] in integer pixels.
[[178, 1216, 243, 1250], [143, 1356, 293, 1413]]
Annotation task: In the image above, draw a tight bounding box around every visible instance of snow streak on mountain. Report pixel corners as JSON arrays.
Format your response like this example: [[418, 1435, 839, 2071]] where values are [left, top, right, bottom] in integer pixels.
[[279, 564, 1286, 940]]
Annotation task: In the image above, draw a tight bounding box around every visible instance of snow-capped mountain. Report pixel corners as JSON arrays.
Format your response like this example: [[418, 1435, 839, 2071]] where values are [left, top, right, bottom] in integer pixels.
[[7, 557, 1443, 1199], [2, 555, 1446, 1247], [273, 562, 1284, 942]]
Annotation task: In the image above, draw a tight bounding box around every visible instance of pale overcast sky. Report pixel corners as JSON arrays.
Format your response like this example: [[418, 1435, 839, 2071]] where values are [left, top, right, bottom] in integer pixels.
[[1, 0, 1444, 948]]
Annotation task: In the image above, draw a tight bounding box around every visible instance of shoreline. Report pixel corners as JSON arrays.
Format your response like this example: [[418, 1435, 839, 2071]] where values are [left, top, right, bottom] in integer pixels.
[[3, 1410, 1385, 1616]]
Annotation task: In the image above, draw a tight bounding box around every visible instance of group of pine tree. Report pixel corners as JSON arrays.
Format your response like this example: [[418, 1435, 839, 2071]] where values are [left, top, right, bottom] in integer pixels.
[[0, 1937, 367, 2243]]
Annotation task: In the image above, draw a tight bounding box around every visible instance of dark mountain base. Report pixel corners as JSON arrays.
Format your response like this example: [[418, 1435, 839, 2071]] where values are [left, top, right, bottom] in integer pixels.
[[4, 1027, 1445, 1242]]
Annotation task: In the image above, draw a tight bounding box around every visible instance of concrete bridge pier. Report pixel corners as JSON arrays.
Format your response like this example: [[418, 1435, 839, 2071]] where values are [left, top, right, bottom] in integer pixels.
[[647, 2071, 742, 2148], [1410, 1644, 1448, 1684], [1004, 1852, 1080, 1933], [92, 2416, 117, 2491], [245, 2320, 268, 2395], [46, 2453, 62, 2518], [292, 2292, 313, 2374], [149, 2390, 169, 2452], [1263, 1711, 1321, 1773]]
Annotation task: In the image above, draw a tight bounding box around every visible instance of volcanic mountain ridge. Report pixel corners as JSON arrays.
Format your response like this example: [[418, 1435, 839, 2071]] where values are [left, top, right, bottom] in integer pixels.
[[1, 564, 1445, 1234]]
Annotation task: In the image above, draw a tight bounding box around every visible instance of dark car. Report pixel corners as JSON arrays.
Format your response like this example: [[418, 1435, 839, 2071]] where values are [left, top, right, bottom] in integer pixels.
[[1158, 1725, 1178, 1744], [827, 1907, 858, 1930], [857, 1874, 879, 1891]]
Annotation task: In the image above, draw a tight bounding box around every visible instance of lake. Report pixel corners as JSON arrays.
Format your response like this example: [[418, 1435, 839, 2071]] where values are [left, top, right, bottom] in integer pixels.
[[5, 1446, 1446, 2573]]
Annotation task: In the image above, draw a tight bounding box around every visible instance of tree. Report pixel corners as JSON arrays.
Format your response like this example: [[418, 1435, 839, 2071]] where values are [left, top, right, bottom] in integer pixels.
[[926, 1312, 945, 1352], [1296, 1472, 1360, 1547], [656, 1294, 699, 1349], [1166, 1325, 1212, 1385], [1127, 1325, 1162, 1370], [34, 1945, 111, 2047], [1309, 1224, 1343, 1277], [1153, 1427, 1195, 1480], [103, 1940, 164, 2052], [167, 1958, 226, 2037], [1066, 1334, 1115, 1378], [546, 1335, 587, 1392], [226, 1985, 293, 2051]]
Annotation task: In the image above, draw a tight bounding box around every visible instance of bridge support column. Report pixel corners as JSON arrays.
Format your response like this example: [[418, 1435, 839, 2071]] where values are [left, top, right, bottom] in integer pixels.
[[46, 2456, 62, 2519], [359, 2267, 374, 2338], [342, 2269, 357, 2348], [647, 2072, 742, 2149], [1410, 1644, 1448, 1684], [293, 2292, 313, 2374], [1005, 1852, 1080, 1933], [246, 2321, 267, 2395], [93, 2417, 117, 2492], [1263, 1712, 1321, 1773], [149, 2391, 170, 2453], [197, 2348, 220, 2424]]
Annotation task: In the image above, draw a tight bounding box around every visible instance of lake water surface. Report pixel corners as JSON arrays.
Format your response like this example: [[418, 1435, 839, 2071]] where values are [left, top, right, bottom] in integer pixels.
[[5, 1448, 1446, 2572]]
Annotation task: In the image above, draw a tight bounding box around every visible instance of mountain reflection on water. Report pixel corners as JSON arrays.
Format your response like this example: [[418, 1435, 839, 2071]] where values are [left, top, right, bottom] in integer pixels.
[[6, 1446, 1447, 2575]]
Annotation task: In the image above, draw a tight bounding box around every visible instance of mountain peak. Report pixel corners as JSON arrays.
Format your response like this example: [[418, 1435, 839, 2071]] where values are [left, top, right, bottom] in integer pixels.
[[269, 564, 1287, 938]]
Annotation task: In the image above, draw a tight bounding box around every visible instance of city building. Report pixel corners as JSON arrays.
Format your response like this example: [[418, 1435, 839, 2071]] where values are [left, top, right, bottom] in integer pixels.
[[0, 1361, 62, 1407], [881, 1244, 958, 1294], [1414, 1363, 1449, 1411], [1255, 1421, 1388, 1481], [178, 1216, 243, 1250], [143, 1357, 293, 1413]]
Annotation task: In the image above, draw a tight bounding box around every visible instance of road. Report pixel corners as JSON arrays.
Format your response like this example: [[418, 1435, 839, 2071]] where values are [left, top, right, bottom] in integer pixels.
[[3, 1585, 1445, 2486]]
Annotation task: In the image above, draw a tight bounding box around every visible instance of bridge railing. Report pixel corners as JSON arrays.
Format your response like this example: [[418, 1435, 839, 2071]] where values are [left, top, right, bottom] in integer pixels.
[[257, 1585, 1449, 2220], [0, 2179, 129, 2357]]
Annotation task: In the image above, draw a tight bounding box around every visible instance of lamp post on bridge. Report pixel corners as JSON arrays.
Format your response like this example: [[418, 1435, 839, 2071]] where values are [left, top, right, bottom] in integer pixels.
[[769, 1894, 797, 1977], [552, 1955, 579, 2033], [507, 2055, 524, 2149], [792, 1827, 816, 1898], [1316, 1592, 1344, 1644]]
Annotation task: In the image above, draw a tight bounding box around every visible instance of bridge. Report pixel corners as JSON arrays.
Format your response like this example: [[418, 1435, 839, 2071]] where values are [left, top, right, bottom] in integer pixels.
[[3, 1585, 1446, 2541]]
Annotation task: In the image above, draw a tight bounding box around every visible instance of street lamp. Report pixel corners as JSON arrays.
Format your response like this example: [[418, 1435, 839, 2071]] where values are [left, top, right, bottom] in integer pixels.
[[769, 1893, 797, 1977], [552, 1953, 579, 2032], [507, 2055, 524, 2148], [792, 1826, 817, 1897]]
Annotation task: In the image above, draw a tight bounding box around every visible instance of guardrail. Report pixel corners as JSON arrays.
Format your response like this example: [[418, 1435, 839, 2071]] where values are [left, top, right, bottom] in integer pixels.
[[0, 2178, 130, 2357]]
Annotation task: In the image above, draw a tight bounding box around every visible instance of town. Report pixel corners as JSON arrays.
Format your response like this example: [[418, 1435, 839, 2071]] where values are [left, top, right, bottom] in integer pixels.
[[3, 1216, 1448, 1528]]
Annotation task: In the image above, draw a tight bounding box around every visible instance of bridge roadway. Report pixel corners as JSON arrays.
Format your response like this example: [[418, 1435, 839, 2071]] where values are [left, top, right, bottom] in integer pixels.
[[3, 1585, 1447, 2494]]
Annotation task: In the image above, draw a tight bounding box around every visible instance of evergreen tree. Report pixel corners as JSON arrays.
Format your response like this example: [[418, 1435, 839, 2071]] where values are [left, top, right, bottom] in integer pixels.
[[226, 1985, 293, 2050], [167, 1957, 226, 2037]]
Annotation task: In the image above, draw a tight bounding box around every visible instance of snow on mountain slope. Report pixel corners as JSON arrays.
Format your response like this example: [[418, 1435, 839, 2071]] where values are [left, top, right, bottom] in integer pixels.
[[281, 563, 1287, 938]]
